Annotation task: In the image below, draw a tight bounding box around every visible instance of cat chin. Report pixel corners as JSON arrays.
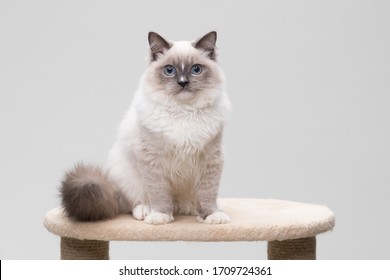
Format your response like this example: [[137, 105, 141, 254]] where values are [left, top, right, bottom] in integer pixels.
[[170, 88, 224, 109], [173, 90, 196, 102]]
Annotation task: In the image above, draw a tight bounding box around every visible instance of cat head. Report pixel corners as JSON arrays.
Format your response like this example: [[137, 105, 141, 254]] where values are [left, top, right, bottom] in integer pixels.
[[141, 31, 226, 108]]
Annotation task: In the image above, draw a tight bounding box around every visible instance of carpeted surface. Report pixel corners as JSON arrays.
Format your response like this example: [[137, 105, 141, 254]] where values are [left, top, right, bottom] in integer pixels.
[[44, 198, 335, 242]]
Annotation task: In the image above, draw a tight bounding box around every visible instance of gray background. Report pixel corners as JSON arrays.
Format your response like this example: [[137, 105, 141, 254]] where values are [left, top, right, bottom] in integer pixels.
[[1, 0, 389, 259]]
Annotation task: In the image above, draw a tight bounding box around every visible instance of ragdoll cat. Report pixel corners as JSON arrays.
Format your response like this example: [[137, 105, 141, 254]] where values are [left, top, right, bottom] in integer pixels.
[[60, 31, 231, 225]]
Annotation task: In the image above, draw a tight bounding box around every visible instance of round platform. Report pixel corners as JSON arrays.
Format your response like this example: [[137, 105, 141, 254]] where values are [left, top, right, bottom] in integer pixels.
[[44, 198, 335, 242]]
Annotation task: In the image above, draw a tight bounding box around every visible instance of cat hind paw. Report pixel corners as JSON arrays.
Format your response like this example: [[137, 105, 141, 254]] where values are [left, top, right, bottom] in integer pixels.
[[197, 211, 230, 224], [132, 204, 151, 220], [144, 211, 174, 225]]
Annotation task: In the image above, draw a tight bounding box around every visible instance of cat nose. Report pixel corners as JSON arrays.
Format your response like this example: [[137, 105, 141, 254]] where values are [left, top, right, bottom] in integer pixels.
[[178, 77, 189, 88], [178, 80, 189, 88]]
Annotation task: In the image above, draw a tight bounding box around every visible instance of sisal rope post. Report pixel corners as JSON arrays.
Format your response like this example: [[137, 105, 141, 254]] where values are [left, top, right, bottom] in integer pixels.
[[61, 237, 109, 260], [267, 237, 316, 260]]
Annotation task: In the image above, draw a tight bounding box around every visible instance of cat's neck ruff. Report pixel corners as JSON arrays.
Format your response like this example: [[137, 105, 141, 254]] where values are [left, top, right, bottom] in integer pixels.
[[134, 89, 230, 153]]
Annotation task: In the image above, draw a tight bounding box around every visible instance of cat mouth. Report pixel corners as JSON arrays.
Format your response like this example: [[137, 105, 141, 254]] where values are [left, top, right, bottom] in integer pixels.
[[176, 88, 192, 94], [174, 89, 195, 100]]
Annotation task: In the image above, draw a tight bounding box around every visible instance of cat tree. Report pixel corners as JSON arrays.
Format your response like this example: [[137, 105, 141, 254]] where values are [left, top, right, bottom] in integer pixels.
[[44, 198, 335, 259]]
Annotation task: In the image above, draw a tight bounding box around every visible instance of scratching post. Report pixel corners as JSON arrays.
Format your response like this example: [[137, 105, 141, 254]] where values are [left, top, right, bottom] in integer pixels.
[[267, 237, 316, 260], [61, 237, 109, 260], [45, 198, 334, 260]]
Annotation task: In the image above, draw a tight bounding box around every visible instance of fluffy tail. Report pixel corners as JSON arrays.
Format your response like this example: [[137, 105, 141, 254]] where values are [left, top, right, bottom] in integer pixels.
[[60, 163, 120, 221]]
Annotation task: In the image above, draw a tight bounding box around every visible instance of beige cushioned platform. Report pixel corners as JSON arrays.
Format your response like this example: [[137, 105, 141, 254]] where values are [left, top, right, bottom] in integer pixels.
[[44, 198, 335, 242]]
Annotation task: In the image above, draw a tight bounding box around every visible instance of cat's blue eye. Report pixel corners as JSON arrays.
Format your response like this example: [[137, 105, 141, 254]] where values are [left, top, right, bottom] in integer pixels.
[[190, 64, 203, 75], [164, 65, 176, 76]]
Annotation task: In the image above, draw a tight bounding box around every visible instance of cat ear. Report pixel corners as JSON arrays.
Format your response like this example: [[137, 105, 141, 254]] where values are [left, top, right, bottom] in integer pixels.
[[148, 32, 171, 62], [194, 31, 217, 60]]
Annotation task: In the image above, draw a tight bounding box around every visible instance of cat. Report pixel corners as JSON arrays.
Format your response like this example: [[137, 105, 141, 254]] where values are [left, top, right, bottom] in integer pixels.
[[60, 31, 231, 225]]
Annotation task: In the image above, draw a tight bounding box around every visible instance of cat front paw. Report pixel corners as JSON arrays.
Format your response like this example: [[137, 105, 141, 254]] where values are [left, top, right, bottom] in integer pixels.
[[197, 211, 230, 224], [144, 211, 174, 225], [132, 204, 150, 220]]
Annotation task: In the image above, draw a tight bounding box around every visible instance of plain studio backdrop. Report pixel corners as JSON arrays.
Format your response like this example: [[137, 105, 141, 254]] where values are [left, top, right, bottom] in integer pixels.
[[1, 0, 389, 259]]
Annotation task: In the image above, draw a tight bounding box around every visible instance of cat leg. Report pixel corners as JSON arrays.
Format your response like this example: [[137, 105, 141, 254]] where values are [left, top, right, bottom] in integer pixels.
[[196, 147, 230, 224], [144, 180, 174, 225], [144, 181, 174, 225], [137, 159, 174, 225]]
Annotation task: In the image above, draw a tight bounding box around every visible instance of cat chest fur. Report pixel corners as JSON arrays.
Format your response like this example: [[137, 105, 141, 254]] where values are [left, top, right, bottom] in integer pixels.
[[136, 125, 213, 209], [137, 100, 226, 154], [136, 105, 223, 189]]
